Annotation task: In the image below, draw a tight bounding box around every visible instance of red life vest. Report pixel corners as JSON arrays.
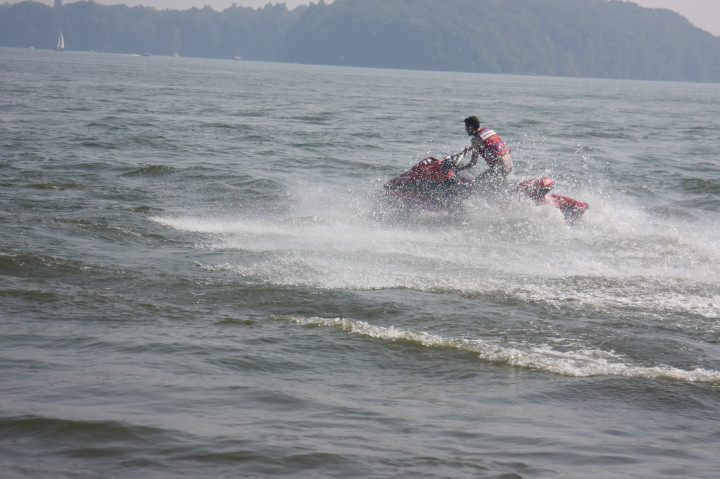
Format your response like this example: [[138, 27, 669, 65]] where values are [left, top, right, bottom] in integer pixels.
[[474, 127, 510, 165]]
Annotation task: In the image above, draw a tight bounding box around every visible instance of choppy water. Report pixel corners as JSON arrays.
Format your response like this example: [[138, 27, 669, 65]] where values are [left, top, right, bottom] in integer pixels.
[[1, 47, 719, 478]]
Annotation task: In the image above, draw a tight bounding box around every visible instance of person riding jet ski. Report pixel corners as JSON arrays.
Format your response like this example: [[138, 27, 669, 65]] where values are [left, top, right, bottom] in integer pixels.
[[455, 115, 513, 187]]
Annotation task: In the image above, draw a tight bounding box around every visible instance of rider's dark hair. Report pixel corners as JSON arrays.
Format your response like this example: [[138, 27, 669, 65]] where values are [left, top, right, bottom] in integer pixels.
[[464, 116, 480, 129]]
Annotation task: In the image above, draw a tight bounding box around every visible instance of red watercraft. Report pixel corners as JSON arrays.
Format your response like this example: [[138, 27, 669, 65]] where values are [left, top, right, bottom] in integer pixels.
[[383, 156, 589, 225]]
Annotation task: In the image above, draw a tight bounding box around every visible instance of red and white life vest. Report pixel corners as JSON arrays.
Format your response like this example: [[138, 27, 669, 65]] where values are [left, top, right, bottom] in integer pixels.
[[473, 127, 511, 165]]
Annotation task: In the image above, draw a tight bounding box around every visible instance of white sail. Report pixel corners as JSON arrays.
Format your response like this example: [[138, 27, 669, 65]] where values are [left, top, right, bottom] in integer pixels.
[[56, 32, 64, 51]]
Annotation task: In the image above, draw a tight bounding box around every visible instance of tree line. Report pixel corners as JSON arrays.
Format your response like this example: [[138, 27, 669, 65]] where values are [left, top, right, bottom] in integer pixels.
[[2, 0, 720, 82], [0, 0, 304, 59]]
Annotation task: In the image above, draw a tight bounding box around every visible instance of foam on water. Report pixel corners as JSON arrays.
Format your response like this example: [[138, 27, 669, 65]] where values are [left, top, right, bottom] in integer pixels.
[[278, 316, 720, 385], [152, 176, 720, 321]]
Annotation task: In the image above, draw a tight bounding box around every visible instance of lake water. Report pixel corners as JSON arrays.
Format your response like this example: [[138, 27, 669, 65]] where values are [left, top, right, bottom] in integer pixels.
[[1, 47, 719, 478]]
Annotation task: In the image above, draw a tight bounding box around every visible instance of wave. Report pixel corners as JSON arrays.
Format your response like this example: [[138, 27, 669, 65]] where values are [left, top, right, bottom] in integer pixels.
[[27, 181, 84, 191], [0, 415, 169, 442], [124, 164, 178, 176], [278, 316, 720, 385], [0, 253, 94, 277]]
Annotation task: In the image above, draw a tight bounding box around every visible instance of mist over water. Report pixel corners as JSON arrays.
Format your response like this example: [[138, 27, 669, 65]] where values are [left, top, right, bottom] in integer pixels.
[[1, 48, 719, 478]]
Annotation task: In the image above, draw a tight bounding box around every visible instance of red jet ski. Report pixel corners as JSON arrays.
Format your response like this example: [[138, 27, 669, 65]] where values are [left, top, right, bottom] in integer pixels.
[[383, 156, 589, 225]]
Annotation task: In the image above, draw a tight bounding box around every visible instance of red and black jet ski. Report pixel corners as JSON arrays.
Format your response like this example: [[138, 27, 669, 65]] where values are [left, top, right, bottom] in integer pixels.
[[383, 156, 589, 224], [383, 156, 475, 211]]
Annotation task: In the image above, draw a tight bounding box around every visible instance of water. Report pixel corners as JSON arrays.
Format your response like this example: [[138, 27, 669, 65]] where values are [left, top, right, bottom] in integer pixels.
[[1, 47, 719, 478]]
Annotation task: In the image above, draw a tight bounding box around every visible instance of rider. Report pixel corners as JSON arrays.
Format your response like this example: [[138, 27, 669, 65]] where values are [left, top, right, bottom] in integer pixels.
[[454, 116, 513, 185]]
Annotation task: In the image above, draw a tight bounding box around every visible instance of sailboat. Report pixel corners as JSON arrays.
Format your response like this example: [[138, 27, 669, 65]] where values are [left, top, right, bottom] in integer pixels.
[[56, 31, 65, 51]]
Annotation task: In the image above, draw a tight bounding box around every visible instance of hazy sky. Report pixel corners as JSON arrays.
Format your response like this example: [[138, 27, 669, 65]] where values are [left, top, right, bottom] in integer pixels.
[[6, 0, 719, 35]]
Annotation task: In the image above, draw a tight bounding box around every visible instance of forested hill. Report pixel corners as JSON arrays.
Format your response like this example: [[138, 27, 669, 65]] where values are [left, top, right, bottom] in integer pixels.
[[284, 0, 720, 82], [2, 0, 720, 83]]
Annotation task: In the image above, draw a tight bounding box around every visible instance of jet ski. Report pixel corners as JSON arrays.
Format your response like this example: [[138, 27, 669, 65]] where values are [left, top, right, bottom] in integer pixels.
[[383, 155, 589, 224]]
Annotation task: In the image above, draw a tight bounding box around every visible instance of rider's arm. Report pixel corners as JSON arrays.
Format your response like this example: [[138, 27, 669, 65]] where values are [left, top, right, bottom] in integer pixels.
[[457, 153, 478, 171], [456, 142, 481, 171]]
